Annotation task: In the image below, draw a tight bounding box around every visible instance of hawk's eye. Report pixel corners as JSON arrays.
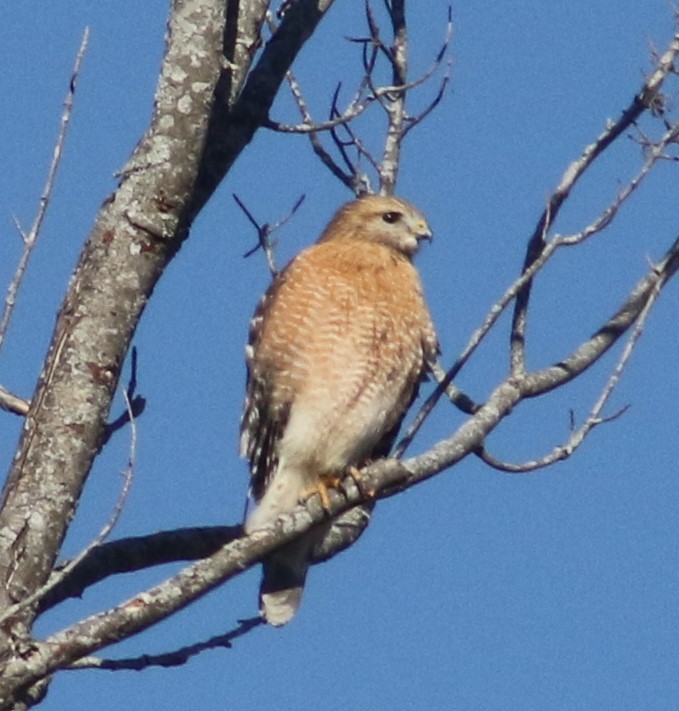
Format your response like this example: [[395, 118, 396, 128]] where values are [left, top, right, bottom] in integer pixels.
[[382, 211, 402, 224]]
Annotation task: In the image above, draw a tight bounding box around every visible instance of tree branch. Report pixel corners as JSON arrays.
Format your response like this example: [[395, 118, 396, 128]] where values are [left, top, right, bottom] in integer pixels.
[[397, 24, 679, 456], [36, 527, 241, 614], [38, 506, 372, 614], [509, 21, 679, 373], [237, 193, 306, 278], [66, 617, 263, 672]]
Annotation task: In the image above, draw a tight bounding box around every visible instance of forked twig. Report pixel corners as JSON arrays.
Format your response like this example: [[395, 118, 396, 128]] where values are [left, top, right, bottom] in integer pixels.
[[274, 4, 452, 194], [509, 24, 679, 373], [285, 70, 358, 190], [396, 26, 679, 455], [477, 249, 667, 473], [237, 193, 306, 278]]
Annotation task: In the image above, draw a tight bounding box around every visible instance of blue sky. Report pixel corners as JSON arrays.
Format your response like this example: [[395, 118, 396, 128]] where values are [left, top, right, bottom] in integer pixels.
[[2, 2, 679, 709]]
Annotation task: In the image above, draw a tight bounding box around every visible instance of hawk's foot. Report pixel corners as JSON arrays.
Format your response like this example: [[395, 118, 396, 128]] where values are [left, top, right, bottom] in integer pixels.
[[346, 465, 375, 499], [301, 474, 343, 511]]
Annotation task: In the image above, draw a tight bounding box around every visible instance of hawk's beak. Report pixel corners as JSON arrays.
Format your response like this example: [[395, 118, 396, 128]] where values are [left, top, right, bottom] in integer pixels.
[[417, 224, 433, 243]]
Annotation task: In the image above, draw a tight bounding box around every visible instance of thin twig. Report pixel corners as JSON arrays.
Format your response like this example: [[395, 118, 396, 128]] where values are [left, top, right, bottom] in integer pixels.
[[428, 361, 479, 415], [265, 73, 447, 135], [285, 70, 357, 190], [0, 28, 90, 356], [401, 8, 453, 140], [237, 193, 306, 278], [555, 122, 679, 246], [102, 347, 146, 444], [276, 4, 452, 194], [476, 407, 632, 473], [329, 87, 381, 186], [401, 62, 451, 140], [396, 26, 679, 456], [509, 24, 679, 374], [0, 382, 137, 627], [477, 250, 666, 474]]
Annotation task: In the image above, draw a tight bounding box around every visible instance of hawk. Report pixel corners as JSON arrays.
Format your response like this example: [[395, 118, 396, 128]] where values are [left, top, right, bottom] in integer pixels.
[[240, 195, 439, 625]]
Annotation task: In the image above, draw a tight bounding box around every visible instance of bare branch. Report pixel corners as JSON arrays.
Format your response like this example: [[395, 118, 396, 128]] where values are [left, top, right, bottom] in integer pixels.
[[396, 6, 453, 140], [510, 202, 553, 375], [509, 24, 679, 373], [275, 3, 451, 194], [37, 526, 242, 614], [265, 70, 450, 136], [475, 410, 632, 473], [397, 27, 679, 456], [428, 361, 479, 415], [0, 385, 29, 416], [522, 233, 679, 397], [0, 386, 138, 627], [328, 88, 380, 193], [0, 29, 89, 356], [401, 63, 451, 140], [284, 70, 357, 190], [555, 121, 679, 246], [477, 257, 665, 475], [67, 617, 263, 672]]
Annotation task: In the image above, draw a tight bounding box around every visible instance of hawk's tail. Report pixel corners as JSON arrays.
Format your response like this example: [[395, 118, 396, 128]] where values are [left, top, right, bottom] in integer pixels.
[[260, 540, 312, 626]]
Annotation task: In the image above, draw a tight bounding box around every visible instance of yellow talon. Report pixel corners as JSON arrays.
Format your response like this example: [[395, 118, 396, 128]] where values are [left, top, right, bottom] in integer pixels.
[[347, 464, 375, 498], [302, 474, 343, 511]]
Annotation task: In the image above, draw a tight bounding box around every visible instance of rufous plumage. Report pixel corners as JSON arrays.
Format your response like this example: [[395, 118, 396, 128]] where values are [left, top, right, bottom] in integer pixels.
[[240, 195, 438, 625]]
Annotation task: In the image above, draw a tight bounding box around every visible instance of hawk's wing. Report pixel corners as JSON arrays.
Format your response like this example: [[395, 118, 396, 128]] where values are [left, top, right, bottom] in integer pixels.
[[239, 272, 291, 501]]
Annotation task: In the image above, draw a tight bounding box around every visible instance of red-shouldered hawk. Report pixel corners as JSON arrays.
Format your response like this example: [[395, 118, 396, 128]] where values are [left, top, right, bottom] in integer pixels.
[[240, 195, 439, 626]]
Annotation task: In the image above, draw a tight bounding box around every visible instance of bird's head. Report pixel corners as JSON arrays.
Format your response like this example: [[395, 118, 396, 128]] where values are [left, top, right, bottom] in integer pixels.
[[319, 195, 433, 257]]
